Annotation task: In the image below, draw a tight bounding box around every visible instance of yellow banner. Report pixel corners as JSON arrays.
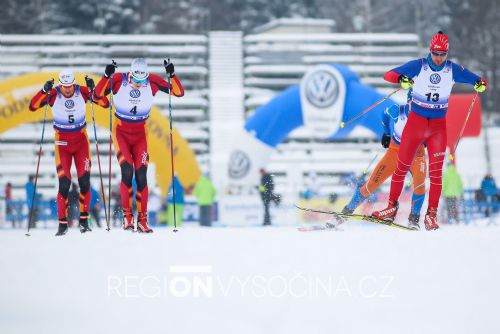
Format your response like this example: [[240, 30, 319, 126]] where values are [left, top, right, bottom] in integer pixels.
[[0, 72, 201, 197]]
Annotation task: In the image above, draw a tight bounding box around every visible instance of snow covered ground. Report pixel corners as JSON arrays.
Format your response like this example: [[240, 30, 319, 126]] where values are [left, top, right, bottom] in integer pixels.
[[1, 219, 499, 334]]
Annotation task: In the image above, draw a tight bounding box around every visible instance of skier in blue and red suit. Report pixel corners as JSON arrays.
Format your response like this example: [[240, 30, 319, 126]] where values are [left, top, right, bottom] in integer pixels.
[[372, 31, 488, 230]]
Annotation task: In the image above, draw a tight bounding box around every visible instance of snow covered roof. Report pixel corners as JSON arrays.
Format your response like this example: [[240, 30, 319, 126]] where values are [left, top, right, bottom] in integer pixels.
[[252, 18, 336, 34]]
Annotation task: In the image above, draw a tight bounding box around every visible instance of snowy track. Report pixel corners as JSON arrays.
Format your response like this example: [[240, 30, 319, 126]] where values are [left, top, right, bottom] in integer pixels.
[[1, 224, 499, 334]]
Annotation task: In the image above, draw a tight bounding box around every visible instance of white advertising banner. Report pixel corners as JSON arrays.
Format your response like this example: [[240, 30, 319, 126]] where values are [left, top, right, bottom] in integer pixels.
[[300, 65, 346, 139], [227, 129, 274, 186]]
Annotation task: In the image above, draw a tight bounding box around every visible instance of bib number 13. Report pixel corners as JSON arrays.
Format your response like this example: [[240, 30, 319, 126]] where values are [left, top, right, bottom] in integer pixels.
[[425, 93, 439, 102]]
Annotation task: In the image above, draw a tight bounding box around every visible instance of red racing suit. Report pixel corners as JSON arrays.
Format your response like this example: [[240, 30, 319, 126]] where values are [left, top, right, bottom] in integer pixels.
[[94, 72, 184, 213], [384, 56, 485, 210], [29, 85, 108, 222]]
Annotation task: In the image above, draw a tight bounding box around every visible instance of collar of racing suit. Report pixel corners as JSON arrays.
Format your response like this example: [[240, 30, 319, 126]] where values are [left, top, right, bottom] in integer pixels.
[[427, 54, 446, 72]]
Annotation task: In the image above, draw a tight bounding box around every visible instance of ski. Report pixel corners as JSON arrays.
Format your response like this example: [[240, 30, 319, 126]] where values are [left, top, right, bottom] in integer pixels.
[[298, 222, 341, 232], [295, 205, 413, 231]]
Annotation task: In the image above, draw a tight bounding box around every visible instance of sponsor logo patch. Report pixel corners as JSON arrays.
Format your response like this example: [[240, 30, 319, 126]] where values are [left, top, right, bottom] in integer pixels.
[[65, 100, 75, 109], [130, 89, 141, 98]]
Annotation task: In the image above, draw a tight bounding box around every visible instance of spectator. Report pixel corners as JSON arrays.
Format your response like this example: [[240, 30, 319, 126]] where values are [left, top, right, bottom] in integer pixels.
[[442, 163, 464, 224], [302, 171, 320, 199], [5, 182, 14, 228], [193, 175, 217, 227], [259, 168, 278, 226], [167, 174, 184, 227], [111, 187, 122, 227], [480, 174, 498, 217], [25, 175, 41, 229], [68, 183, 80, 227], [148, 189, 162, 227], [89, 184, 102, 228]]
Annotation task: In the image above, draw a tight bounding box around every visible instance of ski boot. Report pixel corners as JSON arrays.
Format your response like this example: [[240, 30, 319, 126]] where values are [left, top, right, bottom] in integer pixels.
[[55, 220, 69, 236], [408, 213, 420, 231], [123, 208, 135, 231], [372, 200, 399, 222], [79, 213, 92, 233], [137, 212, 153, 233], [424, 207, 439, 231]]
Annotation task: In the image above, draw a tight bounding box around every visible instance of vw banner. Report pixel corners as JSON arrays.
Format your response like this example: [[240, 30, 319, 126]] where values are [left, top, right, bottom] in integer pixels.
[[300, 65, 346, 138]]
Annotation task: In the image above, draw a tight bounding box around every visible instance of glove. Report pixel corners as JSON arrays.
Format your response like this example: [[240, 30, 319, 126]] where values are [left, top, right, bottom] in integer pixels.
[[104, 60, 117, 78], [381, 134, 391, 148], [85, 76, 95, 91], [42, 79, 54, 93], [398, 75, 413, 89], [164, 59, 175, 77], [474, 79, 487, 93]]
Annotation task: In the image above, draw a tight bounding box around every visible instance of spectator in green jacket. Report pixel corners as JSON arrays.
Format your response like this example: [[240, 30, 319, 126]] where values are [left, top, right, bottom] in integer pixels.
[[442, 163, 464, 224], [193, 175, 217, 226]]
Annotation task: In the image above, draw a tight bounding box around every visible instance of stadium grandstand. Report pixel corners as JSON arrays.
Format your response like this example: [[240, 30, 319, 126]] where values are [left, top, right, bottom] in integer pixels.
[[0, 19, 496, 203]]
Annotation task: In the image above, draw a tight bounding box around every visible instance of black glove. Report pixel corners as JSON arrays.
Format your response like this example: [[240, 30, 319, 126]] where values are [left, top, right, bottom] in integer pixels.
[[104, 60, 117, 78], [164, 59, 175, 77], [42, 79, 54, 93], [381, 134, 391, 148], [85, 76, 95, 91]]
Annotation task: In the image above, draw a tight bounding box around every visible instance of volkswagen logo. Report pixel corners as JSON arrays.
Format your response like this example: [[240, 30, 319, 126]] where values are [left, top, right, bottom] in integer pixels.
[[65, 100, 75, 109], [305, 70, 339, 108], [130, 89, 141, 98], [228, 150, 251, 179], [430, 73, 441, 84]]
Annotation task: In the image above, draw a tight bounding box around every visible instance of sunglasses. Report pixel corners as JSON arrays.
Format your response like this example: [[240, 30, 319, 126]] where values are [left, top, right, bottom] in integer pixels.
[[431, 51, 448, 57], [130, 71, 148, 84]]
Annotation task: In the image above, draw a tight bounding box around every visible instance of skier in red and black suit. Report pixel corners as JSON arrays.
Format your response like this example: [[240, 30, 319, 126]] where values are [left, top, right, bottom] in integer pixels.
[[372, 31, 487, 230], [29, 70, 109, 236], [94, 58, 184, 233]]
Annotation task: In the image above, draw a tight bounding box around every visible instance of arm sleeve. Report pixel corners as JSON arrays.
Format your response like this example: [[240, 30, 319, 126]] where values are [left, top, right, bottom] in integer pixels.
[[149, 74, 185, 97], [452, 62, 483, 85], [94, 73, 122, 99], [29, 89, 56, 111], [80, 86, 91, 103], [81, 86, 110, 108], [384, 59, 423, 83], [382, 107, 391, 134]]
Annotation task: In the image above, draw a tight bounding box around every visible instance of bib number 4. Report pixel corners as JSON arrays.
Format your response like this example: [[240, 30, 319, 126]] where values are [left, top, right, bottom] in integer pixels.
[[425, 92, 440, 102], [130, 106, 137, 115]]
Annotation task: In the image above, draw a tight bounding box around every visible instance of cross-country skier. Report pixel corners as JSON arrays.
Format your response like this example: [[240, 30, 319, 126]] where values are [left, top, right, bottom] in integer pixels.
[[94, 58, 184, 233], [29, 70, 109, 236], [372, 31, 488, 230], [337, 89, 426, 230]]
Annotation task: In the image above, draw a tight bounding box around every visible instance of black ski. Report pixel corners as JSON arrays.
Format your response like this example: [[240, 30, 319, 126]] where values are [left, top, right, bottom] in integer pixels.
[[295, 205, 413, 231]]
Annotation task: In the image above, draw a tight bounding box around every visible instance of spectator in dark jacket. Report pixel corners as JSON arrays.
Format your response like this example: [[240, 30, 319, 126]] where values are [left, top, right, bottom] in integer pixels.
[[481, 174, 498, 216], [259, 168, 277, 226], [25, 175, 41, 228]]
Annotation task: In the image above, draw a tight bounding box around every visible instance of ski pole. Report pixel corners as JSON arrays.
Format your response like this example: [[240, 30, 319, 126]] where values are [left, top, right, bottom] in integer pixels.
[[107, 60, 117, 231], [86, 76, 109, 229], [26, 79, 53, 237], [340, 87, 402, 128], [449, 92, 479, 161], [165, 58, 178, 233], [363, 149, 382, 174]]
